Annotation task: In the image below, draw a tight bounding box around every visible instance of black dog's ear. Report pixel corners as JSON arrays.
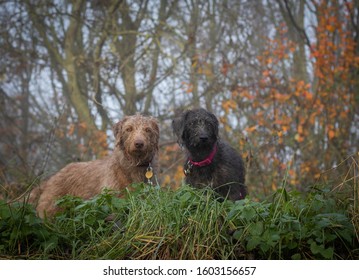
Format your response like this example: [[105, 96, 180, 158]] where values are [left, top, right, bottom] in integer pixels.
[[172, 117, 183, 145], [172, 111, 188, 146], [207, 111, 219, 137], [206, 110, 218, 122]]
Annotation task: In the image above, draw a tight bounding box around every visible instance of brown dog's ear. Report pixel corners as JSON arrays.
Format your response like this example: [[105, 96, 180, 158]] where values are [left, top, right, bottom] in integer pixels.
[[149, 117, 160, 151], [113, 116, 130, 138], [152, 119, 160, 143], [112, 121, 122, 139], [150, 117, 160, 135]]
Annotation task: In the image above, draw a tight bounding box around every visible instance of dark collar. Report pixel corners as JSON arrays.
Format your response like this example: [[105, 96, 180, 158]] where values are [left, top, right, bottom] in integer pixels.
[[189, 144, 218, 167], [137, 161, 152, 167]]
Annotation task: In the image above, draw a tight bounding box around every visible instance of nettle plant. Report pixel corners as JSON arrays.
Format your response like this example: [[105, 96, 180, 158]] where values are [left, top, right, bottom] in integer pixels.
[[227, 187, 355, 259], [0, 183, 357, 259]]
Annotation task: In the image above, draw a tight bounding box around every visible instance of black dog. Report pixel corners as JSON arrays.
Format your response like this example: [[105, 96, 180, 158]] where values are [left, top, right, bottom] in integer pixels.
[[172, 108, 247, 200]]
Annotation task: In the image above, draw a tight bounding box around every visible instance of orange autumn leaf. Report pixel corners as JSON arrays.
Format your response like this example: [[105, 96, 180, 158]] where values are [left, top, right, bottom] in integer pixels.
[[294, 133, 304, 143], [219, 116, 227, 125], [240, 90, 254, 100], [245, 125, 257, 133], [221, 62, 234, 76], [224, 124, 231, 133], [328, 129, 335, 140], [262, 70, 270, 77], [55, 129, 65, 139], [222, 99, 237, 113], [281, 125, 289, 132], [340, 110, 348, 119], [297, 125, 304, 135], [326, 24, 335, 32], [68, 124, 75, 136], [78, 122, 87, 135], [274, 92, 291, 102], [181, 81, 193, 94], [303, 91, 313, 100]]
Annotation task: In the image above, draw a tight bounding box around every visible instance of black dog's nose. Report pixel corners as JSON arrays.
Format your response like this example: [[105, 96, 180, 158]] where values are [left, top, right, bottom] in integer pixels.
[[199, 134, 208, 142]]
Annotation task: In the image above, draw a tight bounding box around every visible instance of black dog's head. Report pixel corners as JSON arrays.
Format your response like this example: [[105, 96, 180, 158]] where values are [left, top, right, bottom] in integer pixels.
[[172, 108, 219, 160]]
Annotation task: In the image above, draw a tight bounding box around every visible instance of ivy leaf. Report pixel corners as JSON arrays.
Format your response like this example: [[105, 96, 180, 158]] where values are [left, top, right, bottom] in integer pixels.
[[248, 221, 264, 236], [310, 242, 334, 259], [247, 236, 261, 251]]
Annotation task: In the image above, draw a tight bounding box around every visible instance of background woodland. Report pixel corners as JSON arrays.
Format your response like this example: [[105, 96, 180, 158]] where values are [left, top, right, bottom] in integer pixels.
[[0, 0, 358, 198]]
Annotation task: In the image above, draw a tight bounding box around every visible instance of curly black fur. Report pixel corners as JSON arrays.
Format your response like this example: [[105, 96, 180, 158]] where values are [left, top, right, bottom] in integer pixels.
[[172, 108, 247, 200]]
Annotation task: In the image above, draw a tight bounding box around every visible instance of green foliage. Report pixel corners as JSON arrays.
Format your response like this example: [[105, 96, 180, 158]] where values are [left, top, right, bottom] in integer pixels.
[[228, 187, 355, 259], [0, 184, 357, 260], [0, 200, 56, 258]]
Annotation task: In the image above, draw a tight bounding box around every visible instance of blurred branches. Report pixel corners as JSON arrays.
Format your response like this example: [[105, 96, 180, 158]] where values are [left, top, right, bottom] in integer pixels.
[[0, 0, 358, 195]]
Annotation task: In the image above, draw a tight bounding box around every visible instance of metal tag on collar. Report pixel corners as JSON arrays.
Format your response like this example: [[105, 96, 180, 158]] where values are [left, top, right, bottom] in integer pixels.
[[183, 160, 193, 176], [145, 165, 153, 185]]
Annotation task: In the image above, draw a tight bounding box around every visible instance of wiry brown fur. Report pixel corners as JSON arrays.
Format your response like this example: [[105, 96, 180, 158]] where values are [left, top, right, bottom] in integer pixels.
[[33, 114, 159, 218]]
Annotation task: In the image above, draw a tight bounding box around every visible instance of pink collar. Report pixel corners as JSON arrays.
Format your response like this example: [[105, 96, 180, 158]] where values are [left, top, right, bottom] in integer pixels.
[[189, 144, 218, 167]]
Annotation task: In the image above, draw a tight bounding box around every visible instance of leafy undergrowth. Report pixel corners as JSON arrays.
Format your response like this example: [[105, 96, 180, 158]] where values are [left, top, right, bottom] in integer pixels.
[[0, 184, 358, 260]]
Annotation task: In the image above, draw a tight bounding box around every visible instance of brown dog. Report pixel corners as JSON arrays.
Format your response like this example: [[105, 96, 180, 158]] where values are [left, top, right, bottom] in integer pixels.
[[34, 114, 159, 218]]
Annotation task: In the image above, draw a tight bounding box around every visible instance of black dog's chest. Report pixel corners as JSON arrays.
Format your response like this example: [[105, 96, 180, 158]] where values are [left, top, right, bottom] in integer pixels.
[[184, 163, 215, 186]]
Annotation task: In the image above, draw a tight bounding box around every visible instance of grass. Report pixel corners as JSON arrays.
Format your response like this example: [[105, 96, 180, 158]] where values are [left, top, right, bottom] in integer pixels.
[[0, 180, 358, 260]]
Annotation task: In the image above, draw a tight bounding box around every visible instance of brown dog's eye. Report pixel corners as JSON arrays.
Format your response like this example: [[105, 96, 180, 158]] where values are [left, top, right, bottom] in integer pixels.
[[144, 127, 152, 133], [125, 126, 133, 133]]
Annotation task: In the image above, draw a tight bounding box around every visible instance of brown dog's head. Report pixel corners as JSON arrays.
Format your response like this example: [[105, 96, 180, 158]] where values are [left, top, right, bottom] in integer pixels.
[[113, 114, 159, 166]]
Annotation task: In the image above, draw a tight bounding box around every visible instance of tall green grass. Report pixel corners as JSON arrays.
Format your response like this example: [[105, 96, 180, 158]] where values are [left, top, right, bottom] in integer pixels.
[[0, 182, 358, 259]]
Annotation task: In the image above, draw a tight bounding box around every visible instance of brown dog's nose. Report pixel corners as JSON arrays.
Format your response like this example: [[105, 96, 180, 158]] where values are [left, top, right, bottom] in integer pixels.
[[135, 140, 144, 149]]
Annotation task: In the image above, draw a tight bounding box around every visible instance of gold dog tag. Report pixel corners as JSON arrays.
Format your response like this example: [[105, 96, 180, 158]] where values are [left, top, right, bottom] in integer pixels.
[[145, 168, 153, 179], [145, 166, 154, 186]]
